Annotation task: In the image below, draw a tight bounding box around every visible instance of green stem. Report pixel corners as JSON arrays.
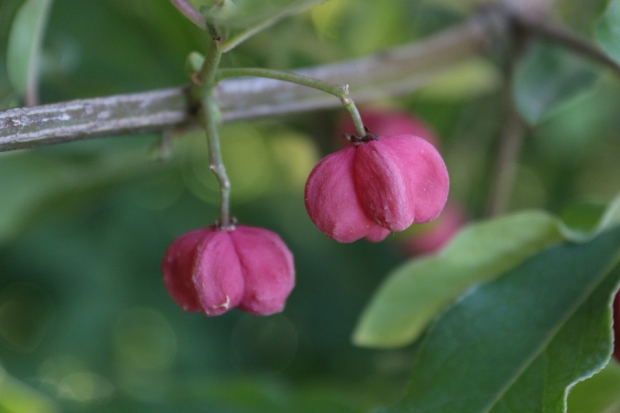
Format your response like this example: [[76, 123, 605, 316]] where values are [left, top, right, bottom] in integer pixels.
[[201, 95, 232, 229], [195, 25, 232, 229], [216, 68, 366, 137]]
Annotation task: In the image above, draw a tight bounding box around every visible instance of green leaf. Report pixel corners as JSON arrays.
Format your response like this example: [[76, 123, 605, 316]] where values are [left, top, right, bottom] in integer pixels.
[[6, 0, 53, 99], [381, 227, 620, 413], [201, 0, 324, 29], [353, 212, 565, 348], [0, 365, 60, 413], [513, 43, 598, 125], [353, 194, 620, 349], [597, 0, 620, 64], [568, 361, 620, 413], [195, 0, 326, 52]]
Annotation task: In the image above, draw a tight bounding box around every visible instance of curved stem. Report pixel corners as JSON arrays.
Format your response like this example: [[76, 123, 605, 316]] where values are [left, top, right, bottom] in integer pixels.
[[216, 67, 366, 137]]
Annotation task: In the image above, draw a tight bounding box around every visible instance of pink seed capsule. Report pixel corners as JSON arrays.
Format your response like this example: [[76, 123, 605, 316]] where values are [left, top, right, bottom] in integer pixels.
[[305, 134, 449, 243], [162, 225, 295, 317]]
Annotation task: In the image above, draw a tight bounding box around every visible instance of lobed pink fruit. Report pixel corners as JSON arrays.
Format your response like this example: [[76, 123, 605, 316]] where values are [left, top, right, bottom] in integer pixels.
[[336, 108, 440, 149], [162, 225, 295, 316], [305, 134, 449, 243]]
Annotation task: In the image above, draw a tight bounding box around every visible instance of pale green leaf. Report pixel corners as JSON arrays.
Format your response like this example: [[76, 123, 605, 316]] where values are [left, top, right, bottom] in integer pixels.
[[353, 193, 620, 349], [6, 0, 53, 98], [568, 361, 620, 413], [382, 227, 620, 413]]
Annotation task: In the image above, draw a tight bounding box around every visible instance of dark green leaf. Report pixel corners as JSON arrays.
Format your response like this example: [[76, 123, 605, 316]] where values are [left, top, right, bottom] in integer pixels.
[[6, 0, 53, 97], [513, 43, 598, 125], [597, 0, 620, 64], [382, 227, 620, 413]]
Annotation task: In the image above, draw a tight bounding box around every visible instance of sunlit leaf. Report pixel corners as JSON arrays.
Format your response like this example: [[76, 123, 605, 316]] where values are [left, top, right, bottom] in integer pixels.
[[513, 43, 598, 125], [381, 227, 620, 413], [6, 0, 53, 101], [0, 365, 60, 413], [568, 361, 620, 413], [597, 0, 620, 64]]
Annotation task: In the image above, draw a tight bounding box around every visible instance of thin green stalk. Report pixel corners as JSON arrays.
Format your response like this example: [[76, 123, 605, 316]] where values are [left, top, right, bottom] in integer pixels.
[[216, 67, 366, 137], [196, 25, 232, 229], [201, 95, 232, 229]]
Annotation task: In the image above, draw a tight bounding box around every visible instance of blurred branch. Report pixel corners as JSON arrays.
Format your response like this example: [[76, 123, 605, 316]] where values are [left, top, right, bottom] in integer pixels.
[[485, 96, 525, 217], [512, 14, 620, 75], [2, 3, 615, 153], [0, 18, 489, 152]]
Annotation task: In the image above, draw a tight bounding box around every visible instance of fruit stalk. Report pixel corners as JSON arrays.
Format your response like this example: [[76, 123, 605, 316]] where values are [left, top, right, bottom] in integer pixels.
[[216, 68, 366, 137], [196, 25, 232, 228]]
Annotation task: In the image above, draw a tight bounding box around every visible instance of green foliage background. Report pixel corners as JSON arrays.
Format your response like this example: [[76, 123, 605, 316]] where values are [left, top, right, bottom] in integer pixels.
[[2, 0, 620, 412]]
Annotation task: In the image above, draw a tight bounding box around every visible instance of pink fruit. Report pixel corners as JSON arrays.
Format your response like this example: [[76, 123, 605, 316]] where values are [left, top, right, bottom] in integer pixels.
[[162, 225, 295, 316], [402, 203, 465, 256], [336, 108, 440, 149], [305, 134, 449, 243]]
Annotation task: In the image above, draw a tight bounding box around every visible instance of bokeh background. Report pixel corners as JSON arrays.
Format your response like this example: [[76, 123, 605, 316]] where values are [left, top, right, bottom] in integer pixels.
[[1, 0, 619, 411]]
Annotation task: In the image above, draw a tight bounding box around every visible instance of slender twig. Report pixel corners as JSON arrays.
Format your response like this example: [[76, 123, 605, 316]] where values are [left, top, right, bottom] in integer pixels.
[[0, 17, 488, 152], [197, 25, 231, 228], [513, 15, 620, 75], [486, 29, 526, 217], [486, 99, 525, 216], [170, 0, 206, 30]]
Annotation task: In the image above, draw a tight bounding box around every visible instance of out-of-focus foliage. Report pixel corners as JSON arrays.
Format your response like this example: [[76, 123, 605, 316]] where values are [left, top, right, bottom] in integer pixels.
[[513, 43, 598, 125], [597, 0, 620, 64], [2, 0, 620, 412], [6, 0, 53, 98]]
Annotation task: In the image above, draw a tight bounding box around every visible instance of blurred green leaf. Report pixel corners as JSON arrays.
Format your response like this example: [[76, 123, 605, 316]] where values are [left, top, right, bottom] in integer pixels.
[[354, 194, 620, 349], [597, 0, 620, 64], [6, 0, 53, 97], [568, 360, 620, 413], [381, 227, 620, 413], [417, 58, 501, 100], [0, 142, 177, 245], [353, 212, 566, 348], [201, 0, 323, 29], [0, 365, 60, 413], [197, 0, 326, 52], [513, 43, 598, 125]]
